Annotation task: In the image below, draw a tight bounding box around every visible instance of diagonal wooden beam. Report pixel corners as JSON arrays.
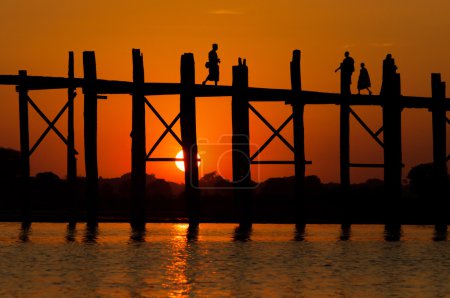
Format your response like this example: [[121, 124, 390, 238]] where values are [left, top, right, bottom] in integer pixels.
[[249, 114, 294, 161], [144, 97, 182, 145], [374, 126, 384, 137], [27, 95, 75, 155], [249, 105, 294, 161], [146, 113, 181, 159], [248, 103, 294, 158], [349, 107, 384, 149]]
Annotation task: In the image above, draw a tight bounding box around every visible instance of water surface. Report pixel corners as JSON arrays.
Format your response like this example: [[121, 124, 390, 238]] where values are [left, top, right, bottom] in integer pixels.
[[0, 223, 448, 297]]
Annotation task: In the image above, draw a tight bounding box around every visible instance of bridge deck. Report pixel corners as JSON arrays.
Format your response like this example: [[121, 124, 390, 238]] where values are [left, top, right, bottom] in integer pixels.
[[1, 74, 449, 109]]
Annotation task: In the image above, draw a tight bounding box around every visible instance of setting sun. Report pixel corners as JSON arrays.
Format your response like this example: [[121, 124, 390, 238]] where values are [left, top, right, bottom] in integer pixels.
[[175, 150, 201, 172]]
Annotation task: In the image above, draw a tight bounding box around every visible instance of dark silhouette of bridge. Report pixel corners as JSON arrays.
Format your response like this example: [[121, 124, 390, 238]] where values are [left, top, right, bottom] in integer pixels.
[[0, 49, 448, 234]]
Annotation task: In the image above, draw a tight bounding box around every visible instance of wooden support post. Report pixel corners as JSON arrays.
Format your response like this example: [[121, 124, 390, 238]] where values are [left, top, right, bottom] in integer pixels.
[[290, 50, 306, 227], [131, 49, 147, 230], [232, 58, 252, 228], [82, 51, 99, 228], [382, 72, 402, 231], [180, 53, 200, 225], [17, 70, 31, 225], [67, 52, 76, 183], [431, 74, 447, 232], [339, 62, 351, 228], [67, 51, 78, 227]]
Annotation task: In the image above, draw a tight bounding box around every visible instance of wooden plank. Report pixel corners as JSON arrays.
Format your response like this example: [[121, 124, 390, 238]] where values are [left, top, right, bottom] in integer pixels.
[[2, 73, 450, 109], [0, 75, 20, 85], [251, 160, 312, 165], [349, 163, 384, 168], [0, 75, 84, 89], [147, 157, 185, 162]]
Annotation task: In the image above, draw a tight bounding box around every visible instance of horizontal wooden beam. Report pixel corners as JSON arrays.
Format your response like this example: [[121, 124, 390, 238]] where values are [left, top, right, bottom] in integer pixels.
[[1, 74, 449, 109], [251, 160, 312, 165], [349, 163, 384, 168], [349, 163, 405, 168], [0, 75, 84, 90], [0, 75, 20, 85], [147, 157, 200, 162]]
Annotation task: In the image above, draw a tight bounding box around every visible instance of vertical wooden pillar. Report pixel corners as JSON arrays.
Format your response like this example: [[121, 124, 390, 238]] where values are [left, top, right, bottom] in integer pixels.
[[232, 58, 251, 228], [431, 74, 447, 232], [340, 64, 351, 227], [131, 49, 147, 230], [17, 70, 31, 225], [67, 51, 77, 226], [382, 73, 402, 230], [67, 52, 76, 183], [180, 53, 200, 225], [82, 51, 99, 228], [290, 50, 306, 227]]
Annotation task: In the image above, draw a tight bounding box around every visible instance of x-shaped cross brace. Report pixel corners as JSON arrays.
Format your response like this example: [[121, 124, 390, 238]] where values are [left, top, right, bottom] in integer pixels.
[[28, 93, 78, 156], [144, 97, 182, 160], [248, 103, 294, 161]]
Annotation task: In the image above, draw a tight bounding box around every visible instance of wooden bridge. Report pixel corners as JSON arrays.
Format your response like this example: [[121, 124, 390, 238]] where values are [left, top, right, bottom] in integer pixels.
[[0, 49, 448, 232]]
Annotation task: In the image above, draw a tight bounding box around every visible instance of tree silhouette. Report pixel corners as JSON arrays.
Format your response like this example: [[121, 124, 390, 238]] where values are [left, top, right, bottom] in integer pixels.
[[0, 148, 19, 180], [407, 163, 434, 197]]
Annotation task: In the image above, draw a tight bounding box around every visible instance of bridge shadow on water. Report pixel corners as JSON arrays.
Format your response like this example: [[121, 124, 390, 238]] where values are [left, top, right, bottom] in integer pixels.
[[18, 222, 31, 243], [384, 225, 403, 242], [129, 227, 147, 243], [433, 229, 448, 241], [339, 226, 352, 241], [186, 224, 199, 242], [294, 224, 306, 241], [233, 225, 253, 242], [66, 224, 77, 242], [15, 222, 449, 243], [83, 225, 99, 243]]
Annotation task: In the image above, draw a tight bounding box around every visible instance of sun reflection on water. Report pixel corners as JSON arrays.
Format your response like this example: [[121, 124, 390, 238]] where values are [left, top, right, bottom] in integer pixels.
[[163, 223, 191, 297]]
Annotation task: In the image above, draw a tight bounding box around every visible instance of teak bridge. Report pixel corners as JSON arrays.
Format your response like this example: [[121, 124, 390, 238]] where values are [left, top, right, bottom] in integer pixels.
[[0, 49, 448, 232]]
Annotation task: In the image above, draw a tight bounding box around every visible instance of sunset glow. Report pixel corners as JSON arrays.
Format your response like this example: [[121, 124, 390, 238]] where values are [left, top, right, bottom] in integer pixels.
[[0, 1, 448, 184], [0, 2, 448, 296]]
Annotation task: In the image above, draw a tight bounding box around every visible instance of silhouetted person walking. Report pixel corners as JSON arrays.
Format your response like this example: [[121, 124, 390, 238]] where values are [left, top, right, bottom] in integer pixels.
[[202, 43, 221, 86], [335, 51, 355, 95], [380, 53, 398, 96], [357, 62, 372, 95]]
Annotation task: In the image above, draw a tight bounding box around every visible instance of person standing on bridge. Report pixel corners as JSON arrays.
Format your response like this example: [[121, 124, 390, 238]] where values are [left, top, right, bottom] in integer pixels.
[[357, 62, 372, 95], [202, 43, 221, 86], [335, 51, 355, 95], [380, 53, 398, 96]]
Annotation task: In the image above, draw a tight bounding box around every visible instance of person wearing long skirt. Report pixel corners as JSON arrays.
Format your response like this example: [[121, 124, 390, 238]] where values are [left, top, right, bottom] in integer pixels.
[[357, 62, 372, 95], [202, 43, 221, 86]]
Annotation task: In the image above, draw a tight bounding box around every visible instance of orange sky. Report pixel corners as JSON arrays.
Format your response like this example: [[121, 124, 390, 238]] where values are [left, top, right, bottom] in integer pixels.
[[0, 1, 449, 184]]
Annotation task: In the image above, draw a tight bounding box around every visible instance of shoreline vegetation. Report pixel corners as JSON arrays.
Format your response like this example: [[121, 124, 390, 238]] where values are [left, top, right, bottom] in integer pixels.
[[0, 172, 448, 225], [0, 148, 448, 225]]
